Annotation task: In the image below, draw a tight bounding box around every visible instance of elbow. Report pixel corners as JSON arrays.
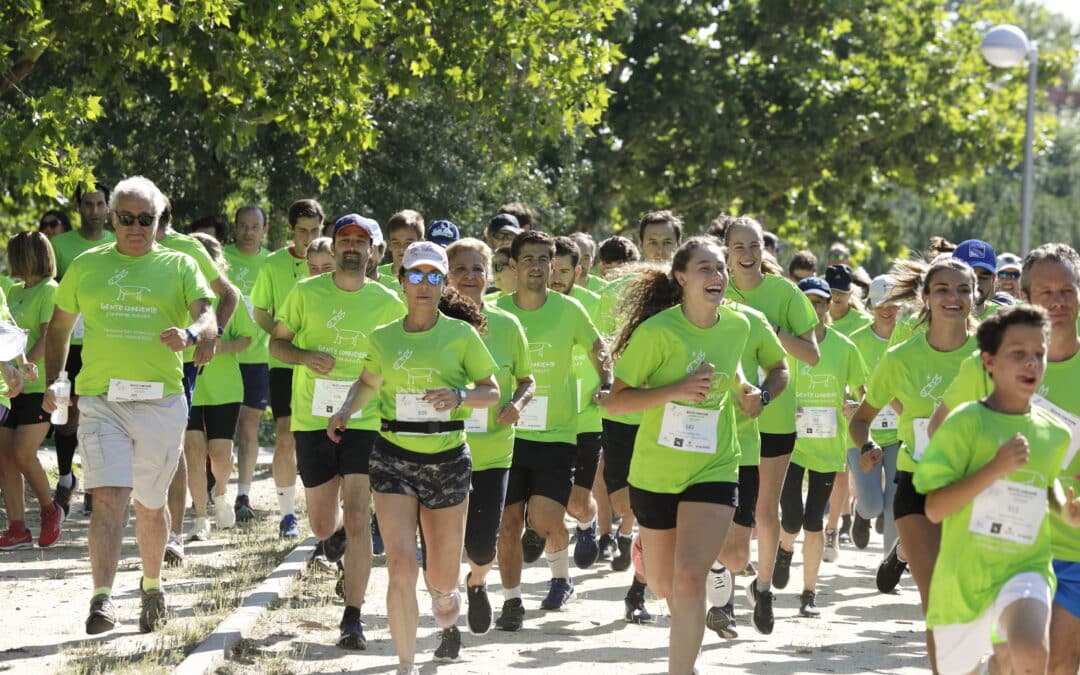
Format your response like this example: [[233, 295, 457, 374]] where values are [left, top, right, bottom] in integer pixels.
[[805, 348, 821, 367], [924, 494, 945, 524]]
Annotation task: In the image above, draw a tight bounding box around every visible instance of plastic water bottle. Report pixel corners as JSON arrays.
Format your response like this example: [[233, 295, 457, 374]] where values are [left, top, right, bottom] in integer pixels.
[[50, 370, 70, 425]]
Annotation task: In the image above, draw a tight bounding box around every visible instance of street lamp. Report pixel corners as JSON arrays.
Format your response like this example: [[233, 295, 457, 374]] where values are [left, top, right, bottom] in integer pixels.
[[981, 24, 1037, 256]]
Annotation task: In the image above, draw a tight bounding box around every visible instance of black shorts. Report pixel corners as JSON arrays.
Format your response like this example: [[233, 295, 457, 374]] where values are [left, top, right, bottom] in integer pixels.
[[186, 403, 241, 440], [506, 438, 576, 508], [2, 392, 48, 429], [602, 419, 638, 493], [369, 437, 470, 509], [733, 464, 760, 528], [573, 432, 602, 490], [295, 429, 375, 488], [269, 367, 293, 420], [239, 363, 270, 411], [182, 362, 198, 409], [760, 431, 797, 459], [893, 469, 926, 520], [64, 344, 83, 380], [630, 482, 739, 531]]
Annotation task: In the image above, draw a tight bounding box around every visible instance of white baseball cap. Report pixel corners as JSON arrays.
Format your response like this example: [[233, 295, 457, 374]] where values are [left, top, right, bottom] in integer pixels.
[[867, 274, 898, 307], [402, 241, 448, 274]]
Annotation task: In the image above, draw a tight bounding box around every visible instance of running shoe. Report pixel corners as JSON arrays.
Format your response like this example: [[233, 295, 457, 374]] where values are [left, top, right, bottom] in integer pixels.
[[337, 606, 366, 649], [85, 594, 118, 634], [164, 533, 185, 566], [876, 540, 907, 594], [82, 492, 93, 516], [322, 527, 347, 564], [138, 582, 168, 633], [335, 571, 345, 599], [540, 578, 574, 610], [0, 527, 32, 551], [395, 665, 420, 675], [573, 519, 600, 569], [624, 587, 654, 624], [838, 514, 852, 545], [188, 517, 211, 542], [494, 598, 524, 632], [215, 493, 236, 529], [746, 578, 774, 635], [279, 513, 300, 539], [706, 603, 738, 638], [851, 512, 871, 550], [822, 529, 839, 563], [521, 527, 545, 564], [371, 512, 384, 555], [233, 494, 256, 523], [598, 532, 616, 561], [466, 578, 492, 634], [434, 626, 461, 663], [799, 589, 821, 618], [38, 502, 64, 548], [772, 546, 794, 590], [611, 534, 633, 572], [706, 566, 733, 608], [53, 474, 77, 517], [741, 561, 756, 577], [875, 514, 885, 534]]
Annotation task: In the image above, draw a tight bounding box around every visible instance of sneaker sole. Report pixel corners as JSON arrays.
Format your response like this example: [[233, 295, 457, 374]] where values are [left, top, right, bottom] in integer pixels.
[[0, 542, 33, 551], [336, 636, 366, 650], [705, 609, 737, 638], [434, 653, 461, 664], [164, 551, 185, 566], [86, 615, 118, 635]]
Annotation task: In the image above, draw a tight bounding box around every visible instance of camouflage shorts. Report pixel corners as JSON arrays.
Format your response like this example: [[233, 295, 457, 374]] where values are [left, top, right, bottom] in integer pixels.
[[370, 438, 472, 510]]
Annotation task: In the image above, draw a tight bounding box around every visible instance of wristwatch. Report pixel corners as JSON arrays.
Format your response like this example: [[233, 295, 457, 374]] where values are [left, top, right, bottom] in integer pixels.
[[760, 388, 771, 407], [185, 328, 199, 346]]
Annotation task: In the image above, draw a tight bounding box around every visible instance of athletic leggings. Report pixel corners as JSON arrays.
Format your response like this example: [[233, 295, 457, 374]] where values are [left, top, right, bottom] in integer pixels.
[[846, 442, 900, 552], [55, 430, 77, 477], [465, 468, 509, 566], [780, 460, 836, 534]]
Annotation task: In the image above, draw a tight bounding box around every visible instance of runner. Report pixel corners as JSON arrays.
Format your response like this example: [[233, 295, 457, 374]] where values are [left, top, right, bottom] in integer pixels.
[[328, 241, 499, 674], [0, 232, 60, 550], [306, 237, 335, 275], [639, 210, 681, 263], [272, 214, 405, 650], [487, 246, 516, 299], [776, 277, 867, 617], [38, 210, 71, 239], [250, 198, 325, 538], [952, 240, 999, 321], [426, 220, 460, 248], [43, 175, 216, 634], [377, 210, 424, 281], [568, 232, 608, 293], [605, 236, 760, 675], [994, 252, 1022, 300], [445, 237, 535, 639], [494, 231, 611, 627], [914, 305, 1080, 675], [484, 213, 522, 252], [848, 256, 977, 671], [497, 202, 533, 231], [787, 250, 818, 283]]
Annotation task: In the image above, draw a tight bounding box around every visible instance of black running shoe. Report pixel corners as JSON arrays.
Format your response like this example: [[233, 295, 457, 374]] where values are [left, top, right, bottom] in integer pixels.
[[773, 546, 794, 590], [838, 514, 852, 544], [799, 589, 821, 618], [323, 527, 347, 564], [706, 604, 738, 638], [611, 534, 633, 572], [466, 580, 493, 634], [234, 494, 257, 523], [746, 579, 774, 635], [53, 474, 77, 517], [598, 532, 616, 561], [82, 492, 93, 516], [521, 527, 545, 564], [86, 594, 118, 635], [138, 583, 168, 633], [624, 589, 654, 624], [495, 598, 525, 632], [876, 540, 907, 594], [434, 626, 461, 663], [337, 606, 366, 650], [851, 512, 871, 550], [875, 514, 885, 534]]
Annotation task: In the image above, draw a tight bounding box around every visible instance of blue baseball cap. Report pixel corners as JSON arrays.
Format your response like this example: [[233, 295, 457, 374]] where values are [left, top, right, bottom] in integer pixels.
[[333, 213, 382, 246], [953, 239, 996, 274], [824, 264, 853, 293], [426, 220, 460, 248], [798, 276, 832, 299]]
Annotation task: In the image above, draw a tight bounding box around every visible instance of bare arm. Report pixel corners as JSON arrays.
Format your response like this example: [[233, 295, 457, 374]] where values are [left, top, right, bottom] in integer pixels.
[[925, 433, 1029, 524], [216, 336, 252, 355], [44, 307, 76, 381], [495, 374, 536, 426], [760, 358, 789, 399], [779, 327, 819, 366], [327, 368, 383, 441], [605, 364, 715, 417], [927, 402, 951, 438], [252, 307, 276, 335], [268, 321, 335, 375]]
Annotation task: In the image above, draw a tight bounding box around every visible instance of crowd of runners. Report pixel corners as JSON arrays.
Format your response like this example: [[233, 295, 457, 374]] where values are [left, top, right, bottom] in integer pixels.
[[0, 175, 1078, 675]]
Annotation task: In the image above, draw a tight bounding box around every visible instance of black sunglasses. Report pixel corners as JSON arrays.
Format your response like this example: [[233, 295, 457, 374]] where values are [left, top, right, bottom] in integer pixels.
[[116, 212, 155, 227]]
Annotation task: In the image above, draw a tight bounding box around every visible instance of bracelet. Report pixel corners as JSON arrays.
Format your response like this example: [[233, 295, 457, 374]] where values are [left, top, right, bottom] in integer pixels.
[[860, 441, 881, 456]]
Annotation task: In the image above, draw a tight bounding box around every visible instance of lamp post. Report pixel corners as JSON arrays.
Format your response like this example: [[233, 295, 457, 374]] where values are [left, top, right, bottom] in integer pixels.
[[980, 24, 1037, 256]]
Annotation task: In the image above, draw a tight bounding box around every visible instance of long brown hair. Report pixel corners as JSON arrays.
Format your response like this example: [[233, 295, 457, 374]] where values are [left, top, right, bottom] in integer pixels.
[[887, 256, 976, 331]]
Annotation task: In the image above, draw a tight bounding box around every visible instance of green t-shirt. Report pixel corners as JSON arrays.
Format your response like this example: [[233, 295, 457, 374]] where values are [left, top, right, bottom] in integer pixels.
[[914, 402, 1069, 628], [55, 244, 214, 397], [495, 292, 601, 445], [467, 303, 532, 471], [0, 288, 15, 407], [887, 313, 925, 348], [941, 351, 990, 410], [616, 304, 749, 493], [159, 231, 221, 285], [365, 314, 496, 454], [726, 274, 818, 434], [191, 296, 253, 407], [571, 285, 603, 435], [223, 244, 271, 364], [52, 229, 117, 278], [865, 332, 977, 473], [728, 301, 786, 466], [278, 275, 406, 432], [830, 308, 872, 337], [848, 323, 901, 447], [585, 274, 608, 293], [7, 279, 58, 395], [599, 272, 642, 426], [251, 247, 309, 369], [792, 329, 868, 473], [0, 276, 12, 296]]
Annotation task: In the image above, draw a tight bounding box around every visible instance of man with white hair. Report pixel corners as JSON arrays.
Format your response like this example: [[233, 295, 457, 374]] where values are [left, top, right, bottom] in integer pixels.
[[43, 175, 217, 635]]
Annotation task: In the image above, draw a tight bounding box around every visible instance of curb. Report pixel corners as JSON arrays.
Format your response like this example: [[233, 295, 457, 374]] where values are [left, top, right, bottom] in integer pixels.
[[173, 536, 317, 675]]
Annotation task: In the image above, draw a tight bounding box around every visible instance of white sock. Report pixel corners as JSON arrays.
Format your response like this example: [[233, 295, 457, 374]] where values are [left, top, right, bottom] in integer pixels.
[[503, 586, 522, 602], [276, 485, 296, 516], [58, 473, 73, 488], [706, 565, 734, 607], [576, 518, 593, 530], [548, 546, 571, 579], [237, 482, 251, 498]]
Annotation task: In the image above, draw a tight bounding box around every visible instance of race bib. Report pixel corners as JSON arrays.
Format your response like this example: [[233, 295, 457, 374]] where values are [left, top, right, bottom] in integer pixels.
[[395, 393, 450, 423], [657, 402, 720, 454], [311, 379, 361, 419], [872, 406, 899, 430], [1032, 394, 1080, 471], [517, 396, 548, 431], [107, 379, 164, 402], [969, 479, 1046, 545], [72, 314, 85, 340], [797, 406, 838, 439], [464, 406, 488, 433], [912, 418, 930, 461]]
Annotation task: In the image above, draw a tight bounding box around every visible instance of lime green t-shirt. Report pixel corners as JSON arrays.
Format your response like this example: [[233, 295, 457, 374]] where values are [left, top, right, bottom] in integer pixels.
[[726, 274, 818, 434], [792, 329, 868, 473], [914, 402, 1070, 628], [365, 314, 496, 454], [615, 304, 749, 493], [160, 231, 221, 285], [830, 308, 872, 337], [585, 274, 608, 293], [52, 229, 117, 278], [941, 351, 989, 410], [278, 275, 406, 432], [0, 276, 12, 296], [55, 244, 214, 397], [887, 313, 925, 348], [571, 285, 603, 435], [496, 292, 601, 446], [865, 332, 977, 473], [7, 279, 58, 395], [468, 303, 532, 471], [848, 323, 901, 447], [727, 301, 786, 467], [599, 272, 642, 426], [191, 296, 251, 407], [0, 288, 15, 408], [251, 247, 308, 370], [223, 244, 271, 365]]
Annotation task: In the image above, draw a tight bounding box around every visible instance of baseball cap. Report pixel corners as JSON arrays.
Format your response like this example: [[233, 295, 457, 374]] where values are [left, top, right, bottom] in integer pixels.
[[487, 213, 522, 238], [824, 264, 853, 293], [402, 241, 448, 274], [996, 252, 1022, 273], [798, 277, 831, 300], [333, 213, 382, 246], [867, 274, 898, 307], [953, 239, 996, 274], [426, 220, 460, 248]]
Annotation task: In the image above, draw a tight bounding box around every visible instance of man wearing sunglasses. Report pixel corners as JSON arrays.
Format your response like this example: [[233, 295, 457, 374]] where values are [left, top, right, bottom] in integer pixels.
[[42, 175, 218, 636], [995, 253, 1023, 300]]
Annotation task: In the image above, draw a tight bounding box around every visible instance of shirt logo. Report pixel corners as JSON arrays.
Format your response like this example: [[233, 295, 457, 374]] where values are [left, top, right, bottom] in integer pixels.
[[392, 348, 438, 387], [108, 269, 151, 302], [920, 374, 944, 406], [800, 363, 836, 390], [326, 309, 365, 346]]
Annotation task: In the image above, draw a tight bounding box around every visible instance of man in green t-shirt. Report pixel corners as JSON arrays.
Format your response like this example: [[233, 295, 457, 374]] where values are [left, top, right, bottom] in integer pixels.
[[43, 176, 217, 637], [251, 198, 325, 538], [377, 210, 424, 282], [569, 232, 608, 294], [639, 210, 682, 264]]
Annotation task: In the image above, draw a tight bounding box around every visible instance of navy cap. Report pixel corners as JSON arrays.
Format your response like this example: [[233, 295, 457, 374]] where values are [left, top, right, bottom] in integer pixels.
[[798, 276, 832, 299], [953, 239, 996, 274], [426, 220, 460, 248], [824, 264, 853, 293], [332, 213, 382, 246], [487, 213, 522, 238]]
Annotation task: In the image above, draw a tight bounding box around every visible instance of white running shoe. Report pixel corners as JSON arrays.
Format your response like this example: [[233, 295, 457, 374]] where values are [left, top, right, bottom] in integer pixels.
[[164, 532, 185, 565], [215, 492, 236, 529], [706, 565, 734, 608], [822, 529, 839, 563], [188, 517, 211, 542]]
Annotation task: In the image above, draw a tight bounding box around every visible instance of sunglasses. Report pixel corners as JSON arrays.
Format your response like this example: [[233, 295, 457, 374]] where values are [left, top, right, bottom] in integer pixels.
[[493, 262, 507, 272], [997, 270, 1020, 280], [116, 212, 155, 227], [405, 270, 445, 286]]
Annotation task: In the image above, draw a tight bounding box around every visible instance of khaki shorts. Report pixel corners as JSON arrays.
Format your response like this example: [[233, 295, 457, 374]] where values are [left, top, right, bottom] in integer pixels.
[[78, 394, 187, 509]]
